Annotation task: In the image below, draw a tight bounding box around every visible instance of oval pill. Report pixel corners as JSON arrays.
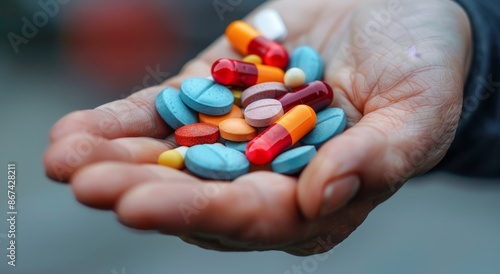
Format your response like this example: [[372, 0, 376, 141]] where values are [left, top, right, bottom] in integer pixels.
[[226, 20, 289, 69], [284, 67, 306, 88], [271, 145, 317, 175], [288, 46, 324, 83], [185, 144, 250, 180], [175, 123, 219, 147], [224, 140, 249, 153], [241, 82, 288, 108], [244, 98, 284, 128], [219, 118, 257, 142], [199, 105, 243, 126], [301, 108, 347, 148], [155, 88, 198, 130], [212, 58, 285, 88], [180, 77, 234, 116], [246, 105, 317, 165], [158, 146, 189, 169], [277, 80, 333, 113]]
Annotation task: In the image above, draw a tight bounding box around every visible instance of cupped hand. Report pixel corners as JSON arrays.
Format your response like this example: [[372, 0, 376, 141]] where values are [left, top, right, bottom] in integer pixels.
[[44, 0, 471, 255]]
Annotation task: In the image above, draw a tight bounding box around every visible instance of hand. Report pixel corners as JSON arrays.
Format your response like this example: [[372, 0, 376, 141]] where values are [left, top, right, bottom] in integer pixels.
[[44, 0, 471, 255]]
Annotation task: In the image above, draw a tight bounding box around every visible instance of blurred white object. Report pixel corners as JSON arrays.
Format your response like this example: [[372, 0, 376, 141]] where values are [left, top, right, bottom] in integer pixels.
[[253, 9, 287, 42]]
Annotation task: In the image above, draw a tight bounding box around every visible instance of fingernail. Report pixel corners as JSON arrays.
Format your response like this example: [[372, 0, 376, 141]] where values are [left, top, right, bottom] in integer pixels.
[[320, 175, 360, 217]]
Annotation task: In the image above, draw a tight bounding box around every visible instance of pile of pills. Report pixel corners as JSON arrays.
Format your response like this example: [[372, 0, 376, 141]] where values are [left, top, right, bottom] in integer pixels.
[[155, 9, 347, 180]]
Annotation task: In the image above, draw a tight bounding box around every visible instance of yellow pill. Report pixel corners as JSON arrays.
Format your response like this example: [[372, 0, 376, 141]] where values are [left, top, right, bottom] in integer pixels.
[[158, 146, 189, 169], [231, 89, 243, 107], [243, 54, 263, 64]]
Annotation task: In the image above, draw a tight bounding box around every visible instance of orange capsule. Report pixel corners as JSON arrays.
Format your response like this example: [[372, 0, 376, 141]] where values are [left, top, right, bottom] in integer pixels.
[[246, 105, 316, 165], [226, 20, 289, 69]]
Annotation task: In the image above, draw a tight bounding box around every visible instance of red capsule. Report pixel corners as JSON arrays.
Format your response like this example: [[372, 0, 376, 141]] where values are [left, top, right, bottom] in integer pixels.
[[211, 58, 284, 88], [277, 81, 334, 113], [246, 105, 317, 165], [226, 20, 289, 69]]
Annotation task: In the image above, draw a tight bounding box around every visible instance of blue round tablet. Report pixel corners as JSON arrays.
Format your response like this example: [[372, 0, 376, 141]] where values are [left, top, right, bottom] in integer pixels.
[[271, 145, 317, 175], [180, 78, 234, 116], [155, 87, 198, 130], [185, 144, 249, 180], [288, 46, 324, 83], [301, 108, 346, 148]]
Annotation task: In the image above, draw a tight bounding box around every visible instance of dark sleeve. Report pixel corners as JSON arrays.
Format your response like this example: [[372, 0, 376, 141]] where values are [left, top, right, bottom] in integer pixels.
[[432, 0, 500, 177]]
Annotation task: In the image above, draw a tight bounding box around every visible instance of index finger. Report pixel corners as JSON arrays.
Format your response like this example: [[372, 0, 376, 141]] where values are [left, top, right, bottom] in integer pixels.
[[49, 86, 169, 143]]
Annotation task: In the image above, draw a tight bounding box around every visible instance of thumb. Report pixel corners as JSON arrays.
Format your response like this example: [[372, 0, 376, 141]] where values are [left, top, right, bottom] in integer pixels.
[[297, 113, 427, 219]]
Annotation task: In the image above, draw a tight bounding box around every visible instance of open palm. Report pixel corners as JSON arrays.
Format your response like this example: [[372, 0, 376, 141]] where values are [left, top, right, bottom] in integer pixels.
[[44, 0, 471, 255]]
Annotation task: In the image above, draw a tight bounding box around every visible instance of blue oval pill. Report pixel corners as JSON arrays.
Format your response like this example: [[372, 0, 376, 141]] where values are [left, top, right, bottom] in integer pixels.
[[185, 144, 249, 180], [301, 108, 346, 148], [288, 46, 324, 83], [272, 145, 317, 175], [180, 78, 234, 116], [224, 140, 249, 153], [155, 87, 198, 130]]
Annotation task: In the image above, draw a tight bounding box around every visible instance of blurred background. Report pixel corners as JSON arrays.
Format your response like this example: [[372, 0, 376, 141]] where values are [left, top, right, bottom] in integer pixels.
[[1, 0, 499, 273]]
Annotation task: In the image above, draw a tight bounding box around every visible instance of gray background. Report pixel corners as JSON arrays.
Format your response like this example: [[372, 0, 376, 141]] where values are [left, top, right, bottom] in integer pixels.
[[1, 0, 499, 273]]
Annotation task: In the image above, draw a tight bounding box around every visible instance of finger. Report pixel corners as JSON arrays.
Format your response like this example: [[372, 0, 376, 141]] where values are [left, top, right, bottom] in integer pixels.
[[115, 172, 309, 245], [49, 86, 171, 142], [297, 112, 422, 219], [71, 162, 194, 209], [43, 133, 177, 181]]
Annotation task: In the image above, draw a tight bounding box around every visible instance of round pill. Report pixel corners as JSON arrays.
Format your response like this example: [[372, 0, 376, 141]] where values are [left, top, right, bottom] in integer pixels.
[[224, 140, 249, 153], [185, 144, 250, 180], [288, 46, 324, 83], [175, 123, 219, 147], [284, 68, 306, 88], [219, 118, 257, 142], [199, 105, 243, 126], [231, 89, 243, 107], [244, 98, 284, 128], [271, 145, 317, 175], [155, 88, 198, 130], [241, 82, 289, 108], [301, 108, 347, 148], [158, 146, 189, 169], [242, 54, 263, 64], [180, 77, 234, 116]]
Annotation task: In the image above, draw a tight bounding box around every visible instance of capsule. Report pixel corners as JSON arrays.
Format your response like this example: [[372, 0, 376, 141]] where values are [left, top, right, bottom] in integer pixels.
[[212, 58, 285, 88], [226, 20, 289, 69], [246, 105, 317, 165], [277, 81, 333, 113]]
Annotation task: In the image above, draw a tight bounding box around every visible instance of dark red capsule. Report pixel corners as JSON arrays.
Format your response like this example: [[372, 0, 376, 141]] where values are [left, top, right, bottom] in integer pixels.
[[277, 81, 334, 113]]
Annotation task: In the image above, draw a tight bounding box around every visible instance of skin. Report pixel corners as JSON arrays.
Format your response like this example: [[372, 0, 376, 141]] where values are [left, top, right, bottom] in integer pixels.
[[43, 0, 471, 256]]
